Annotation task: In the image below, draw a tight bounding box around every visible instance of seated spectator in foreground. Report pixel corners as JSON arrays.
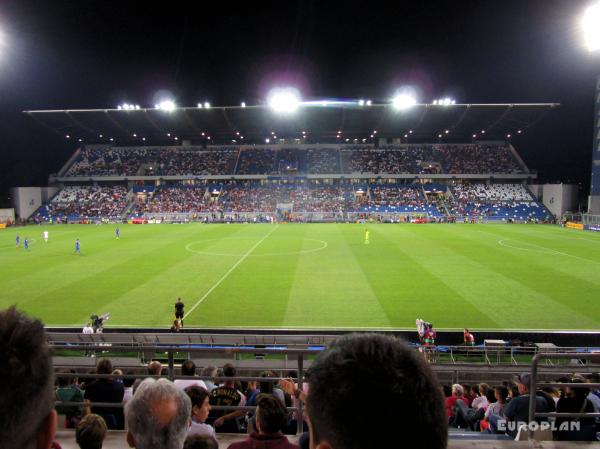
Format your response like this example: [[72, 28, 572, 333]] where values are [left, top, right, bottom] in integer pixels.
[[0, 306, 57, 449], [76, 414, 107, 449], [185, 386, 215, 438], [84, 358, 125, 429], [55, 368, 85, 428], [305, 333, 447, 449], [490, 373, 553, 438], [209, 363, 246, 433], [202, 366, 218, 391], [227, 394, 299, 449], [471, 383, 490, 410], [481, 386, 508, 433], [125, 378, 192, 449], [175, 360, 208, 391], [184, 435, 219, 449], [445, 384, 464, 425], [554, 378, 596, 441]]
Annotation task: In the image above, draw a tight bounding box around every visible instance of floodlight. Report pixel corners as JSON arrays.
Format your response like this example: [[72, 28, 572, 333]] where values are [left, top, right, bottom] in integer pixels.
[[507, 134, 511, 138], [472, 134, 477, 138], [445, 130, 450, 134], [174, 137, 178, 140], [433, 100, 438, 105], [204, 102, 210, 108], [158, 100, 176, 112], [358, 99, 365, 106], [392, 93, 417, 110], [241, 102, 246, 107], [66, 135, 70, 139], [201, 132, 205, 136], [409, 130, 413, 134], [404, 134, 408, 138], [267, 87, 301, 113], [142, 137, 146, 141], [582, 3, 600, 51], [197, 103, 203, 108], [366, 100, 372, 106], [517, 130, 522, 134], [117, 105, 122, 110], [110, 138, 114, 141], [135, 105, 140, 109], [370, 134, 374, 138], [99, 134, 103, 138], [167, 133, 171, 137], [438, 134, 442, 138], [133, 133, 137, 137], [265, 138, 270, 143]]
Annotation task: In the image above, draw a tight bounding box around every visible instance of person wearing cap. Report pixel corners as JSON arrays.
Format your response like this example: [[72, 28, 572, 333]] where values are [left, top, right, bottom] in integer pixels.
[[490, 373, 553, 437]]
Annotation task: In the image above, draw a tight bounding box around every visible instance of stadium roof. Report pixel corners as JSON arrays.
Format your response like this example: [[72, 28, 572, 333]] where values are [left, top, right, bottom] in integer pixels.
[[24, 103, 558, 145]]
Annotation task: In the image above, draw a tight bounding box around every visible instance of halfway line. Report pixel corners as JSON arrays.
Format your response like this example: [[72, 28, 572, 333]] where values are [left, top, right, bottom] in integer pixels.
[[185, 225, 279, 319]]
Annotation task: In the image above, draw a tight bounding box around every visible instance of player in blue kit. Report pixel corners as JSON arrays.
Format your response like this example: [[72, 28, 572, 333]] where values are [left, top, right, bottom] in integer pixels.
[[16, 234, 20, 247], [24, 237, 29, 251], [75, 238, 81, 254], [116, 227, 120, 239]]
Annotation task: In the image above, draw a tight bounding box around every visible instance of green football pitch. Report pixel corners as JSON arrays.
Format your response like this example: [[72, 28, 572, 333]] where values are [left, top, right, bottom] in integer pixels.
[[1, 223, 599, 331]]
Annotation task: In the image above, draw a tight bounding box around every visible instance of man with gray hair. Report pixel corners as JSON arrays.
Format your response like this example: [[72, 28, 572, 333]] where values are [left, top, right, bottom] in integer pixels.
[[0, 306, 57, 449], [126, 378, 192, 449]]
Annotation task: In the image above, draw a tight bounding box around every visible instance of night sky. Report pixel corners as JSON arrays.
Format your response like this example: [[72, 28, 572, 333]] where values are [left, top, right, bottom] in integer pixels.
[[0, 0, 598, 207]]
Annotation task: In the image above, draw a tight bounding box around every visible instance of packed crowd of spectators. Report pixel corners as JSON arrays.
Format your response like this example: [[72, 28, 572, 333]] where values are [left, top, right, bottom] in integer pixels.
[[46, 186, 129, 219], [236, 149, 276, 174], [135, 186, 221, 214], [61, 143, 527, 177], [305, 148, 339, 173]]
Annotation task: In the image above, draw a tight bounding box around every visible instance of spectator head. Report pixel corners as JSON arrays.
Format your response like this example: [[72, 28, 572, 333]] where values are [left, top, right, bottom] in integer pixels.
[[0, 306, 57, 449], [565, 378, 590, 401], [76, 414, 107, 449], [96, 358, 113, 375], [181, 360, 196, 377], [123, 371, 136, 388], [485, 387, 496, 403], [306, 333, 447, 449], [201, 366, 217, 381], [222, 363, 236, 377], [256, 394, 288, 435], [57, 368, 76, 387], [495, 386, 509, 404], [461, 384, 471, 395], [515, 373, 531, 394], [452, 384, 464, 397], [183, 435, 219, 449], [185, 386, 211, 423], [126, 378, 192, 449], [442, 385, 452, 398], [259, 370, 277, 395], [478, 383, 489, 396], [147, 361, 162, 376]]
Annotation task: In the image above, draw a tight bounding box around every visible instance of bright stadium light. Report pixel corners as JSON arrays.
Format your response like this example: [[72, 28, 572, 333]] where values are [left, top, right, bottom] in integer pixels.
[[204, 102, 211, 108], [358, 99, 365, 106], [267, 87, 301, 114], [241, 101, 246, 107], [582, 2, 600, 51], [392, 91, 417, 110], [158, 100, 176, 112], [197, 103, 203, 108]]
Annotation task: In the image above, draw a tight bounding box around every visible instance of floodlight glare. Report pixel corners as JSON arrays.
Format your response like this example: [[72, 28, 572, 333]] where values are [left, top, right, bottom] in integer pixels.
[[241, 102, 246, 108], [392, 93, 417, 110], [267, 87, 301, 113], [158, 100, 176, 112], [204, 102, 211, 108], [582, 2, 600, 51], [358, 99, 365, 106]]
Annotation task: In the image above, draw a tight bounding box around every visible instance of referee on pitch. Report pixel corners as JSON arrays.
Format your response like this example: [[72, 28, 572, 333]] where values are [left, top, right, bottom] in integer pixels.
[[174, 297, 185, 327]]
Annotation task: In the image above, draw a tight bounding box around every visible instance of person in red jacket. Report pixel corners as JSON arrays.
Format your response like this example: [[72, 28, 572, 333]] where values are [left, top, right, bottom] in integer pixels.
[[227, 394, 298, 449]]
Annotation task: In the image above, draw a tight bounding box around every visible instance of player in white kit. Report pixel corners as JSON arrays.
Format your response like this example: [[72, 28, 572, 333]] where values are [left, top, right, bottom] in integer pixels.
[[43, 230, 49, 243]]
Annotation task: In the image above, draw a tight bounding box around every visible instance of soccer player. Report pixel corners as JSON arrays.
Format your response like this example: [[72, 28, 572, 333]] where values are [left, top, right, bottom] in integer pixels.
[[75, 238, 81, 254], [43, 230, 49, 243], [15, 234, 20, 247], [364, 228, 370, 245], [116, 226, 120, 239], [175, 298, 185, 326], [24, 237, 29, 251]]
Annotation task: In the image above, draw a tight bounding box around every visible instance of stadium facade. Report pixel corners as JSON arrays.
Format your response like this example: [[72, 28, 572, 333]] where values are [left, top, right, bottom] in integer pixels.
[[17, 102, 575, 224]]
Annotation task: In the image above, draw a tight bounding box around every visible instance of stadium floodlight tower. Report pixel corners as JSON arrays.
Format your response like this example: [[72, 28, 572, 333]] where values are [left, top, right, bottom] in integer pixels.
[[267, 87, 301, 114], [581, 2, 600, 214], [157, 100, 176, 112]]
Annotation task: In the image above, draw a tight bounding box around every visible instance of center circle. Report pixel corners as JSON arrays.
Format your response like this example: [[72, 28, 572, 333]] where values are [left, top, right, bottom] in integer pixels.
[[185, 237, 328, 257]]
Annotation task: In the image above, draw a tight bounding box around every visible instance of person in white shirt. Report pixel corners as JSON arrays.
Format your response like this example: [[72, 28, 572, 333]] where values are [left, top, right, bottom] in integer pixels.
[[471, 383, 490, 410], [82, 322, 94, 334], [185, 385, 215, 438], [174, 360, 207, 391]]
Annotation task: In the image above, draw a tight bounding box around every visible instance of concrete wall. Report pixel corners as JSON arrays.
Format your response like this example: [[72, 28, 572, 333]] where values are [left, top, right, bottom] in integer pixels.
[[540, 184, 578, 218], [10, 187, 42, 220], [528, 184, 542, 201], [41, 187, 59, 202], [0, 208, 15, 224]]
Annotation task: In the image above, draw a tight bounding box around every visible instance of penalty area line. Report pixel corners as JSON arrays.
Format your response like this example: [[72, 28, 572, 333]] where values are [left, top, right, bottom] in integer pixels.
[[185, 225, 280, 319]]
